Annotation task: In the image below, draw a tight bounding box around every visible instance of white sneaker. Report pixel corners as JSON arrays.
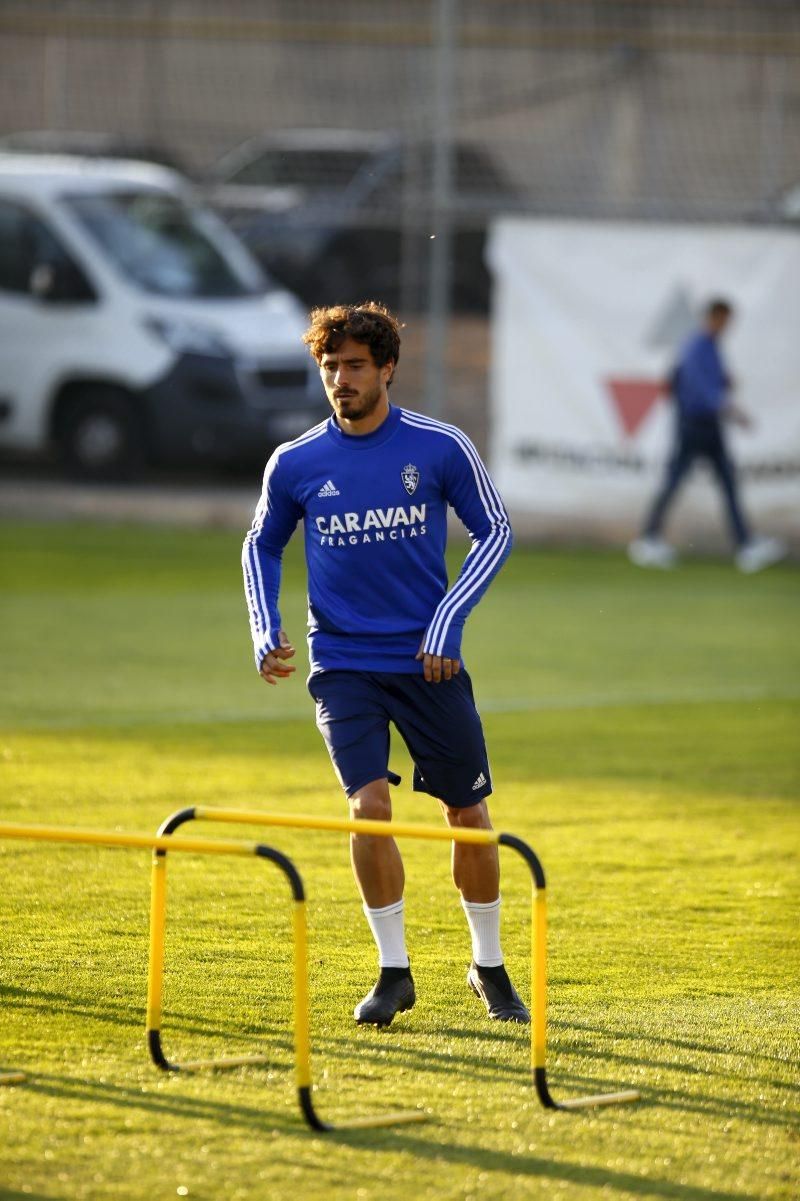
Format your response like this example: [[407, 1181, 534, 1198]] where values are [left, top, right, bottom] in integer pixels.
[[628, 536, 677, 569], [735, 536, 787, 574]]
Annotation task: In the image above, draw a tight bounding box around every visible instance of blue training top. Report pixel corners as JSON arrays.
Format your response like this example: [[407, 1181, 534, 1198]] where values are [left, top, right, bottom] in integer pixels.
[[674, 331, 729, 419], [242, 405, 512, 676]]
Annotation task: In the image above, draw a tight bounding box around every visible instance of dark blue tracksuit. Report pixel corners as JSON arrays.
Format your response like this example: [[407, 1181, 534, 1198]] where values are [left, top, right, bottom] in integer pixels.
[[644, 330, 750, 547]]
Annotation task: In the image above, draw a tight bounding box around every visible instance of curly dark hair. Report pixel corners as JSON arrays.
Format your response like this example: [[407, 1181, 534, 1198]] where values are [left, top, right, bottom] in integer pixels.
[[705, 297, 734, 320], [302, 301, 402, 374]]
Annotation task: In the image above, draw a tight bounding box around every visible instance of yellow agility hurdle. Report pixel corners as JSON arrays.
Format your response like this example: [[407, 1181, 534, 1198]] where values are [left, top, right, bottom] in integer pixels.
[[152, 806, 641, 1121], [0, 821, 423, 1130]]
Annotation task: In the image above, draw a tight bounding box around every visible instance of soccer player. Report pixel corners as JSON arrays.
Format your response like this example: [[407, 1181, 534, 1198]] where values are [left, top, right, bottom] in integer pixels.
[[243, 302, 529, 1027]]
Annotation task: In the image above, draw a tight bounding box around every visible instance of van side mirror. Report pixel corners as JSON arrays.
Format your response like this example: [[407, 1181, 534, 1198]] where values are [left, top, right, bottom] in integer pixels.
[[30, 260, 96, 303]]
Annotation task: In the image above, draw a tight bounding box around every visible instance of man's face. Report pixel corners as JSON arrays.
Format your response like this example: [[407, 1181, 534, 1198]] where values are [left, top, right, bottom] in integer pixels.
[[319, 336, 394, 424], [707, 310, 732, 338]]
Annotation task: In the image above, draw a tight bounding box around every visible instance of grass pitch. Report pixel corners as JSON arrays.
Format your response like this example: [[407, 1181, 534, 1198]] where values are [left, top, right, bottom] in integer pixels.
[[0, 521, 798, 1201]]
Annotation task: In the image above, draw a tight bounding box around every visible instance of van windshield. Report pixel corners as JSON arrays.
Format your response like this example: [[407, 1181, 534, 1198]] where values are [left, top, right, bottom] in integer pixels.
[[63, 189, 267, 298]]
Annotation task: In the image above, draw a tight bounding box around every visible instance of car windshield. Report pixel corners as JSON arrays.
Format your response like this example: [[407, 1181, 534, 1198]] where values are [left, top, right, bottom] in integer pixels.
[[225, 142, 513, 208], [229, 148, 374, 194], [63, 189, 267, 297]]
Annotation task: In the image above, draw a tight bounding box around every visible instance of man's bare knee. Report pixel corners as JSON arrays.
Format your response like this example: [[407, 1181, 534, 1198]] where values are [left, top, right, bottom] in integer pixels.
[[442, 799, 493, 830], [349, 780, 392, 823]]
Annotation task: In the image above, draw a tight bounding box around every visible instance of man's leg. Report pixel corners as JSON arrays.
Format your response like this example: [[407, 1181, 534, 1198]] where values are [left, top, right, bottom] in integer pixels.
[[442, 799, 529, 1023], [307, 672, 414, 1026], [641, 434, 694, 539], [706, 436, 785, 571], [706, 433, 751, 548], [389, 670, 529, 1022], [349, 779, 415, 1026], [442, 797, 499, 903], [629, 430, 696, 568], [349, 778, 405, 909]]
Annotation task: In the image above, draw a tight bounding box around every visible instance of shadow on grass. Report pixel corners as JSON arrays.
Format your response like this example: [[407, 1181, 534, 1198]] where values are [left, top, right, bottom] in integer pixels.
[[553, 1018, 796, 1067], [7, 986, 794, 1135], [311, 1023, 530, 1084], [331, 1128, 763, 1201], [11, 1068, 783, 1200], [21, 1070, 298, 1132], [1, 983, 142, 1030], [550, 1064, 797, 1130], [312, 1023, 795, 1130], [1, 983, 294, 1047], [632, 1088, 799, 1131]]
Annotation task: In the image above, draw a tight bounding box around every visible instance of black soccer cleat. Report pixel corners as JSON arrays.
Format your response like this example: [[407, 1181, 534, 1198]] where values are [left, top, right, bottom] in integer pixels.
[[354, 966, 416, 1027], [467, 962, 530, 1023]]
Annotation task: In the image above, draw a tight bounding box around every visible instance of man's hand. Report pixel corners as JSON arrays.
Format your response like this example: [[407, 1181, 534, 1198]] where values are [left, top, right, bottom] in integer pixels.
[[415, 644, 461, 683], [259, 630, 296, 686], [724, 403, 754, 430]]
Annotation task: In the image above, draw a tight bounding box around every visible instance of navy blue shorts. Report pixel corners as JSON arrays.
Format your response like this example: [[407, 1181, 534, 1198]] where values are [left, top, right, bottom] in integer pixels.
[[307, 670, 492, 808]]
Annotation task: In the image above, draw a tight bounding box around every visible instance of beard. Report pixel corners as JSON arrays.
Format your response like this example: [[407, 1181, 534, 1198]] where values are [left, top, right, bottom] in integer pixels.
[[331, 381, 384, 423]]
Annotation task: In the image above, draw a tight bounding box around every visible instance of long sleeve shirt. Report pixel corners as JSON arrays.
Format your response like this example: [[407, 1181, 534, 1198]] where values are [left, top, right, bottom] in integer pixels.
[[675, 331, 730, 419], [242, 404, 512, 676]]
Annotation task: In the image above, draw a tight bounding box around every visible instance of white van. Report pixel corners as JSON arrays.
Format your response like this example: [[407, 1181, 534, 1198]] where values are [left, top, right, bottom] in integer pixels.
[[0, 155, 326, 477]]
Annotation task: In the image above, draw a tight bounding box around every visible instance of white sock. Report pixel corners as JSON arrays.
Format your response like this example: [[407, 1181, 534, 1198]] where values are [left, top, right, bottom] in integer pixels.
[[362, 899, 409, 968], [461, 896, 503, 967]]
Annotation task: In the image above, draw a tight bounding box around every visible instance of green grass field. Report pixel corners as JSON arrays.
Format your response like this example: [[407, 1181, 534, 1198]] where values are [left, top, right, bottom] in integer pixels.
[[1, 521, 798, 1201]]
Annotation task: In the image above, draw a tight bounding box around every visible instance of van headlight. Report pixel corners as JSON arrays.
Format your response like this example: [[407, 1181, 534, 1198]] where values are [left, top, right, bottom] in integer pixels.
[[143, 316, 232, 358]]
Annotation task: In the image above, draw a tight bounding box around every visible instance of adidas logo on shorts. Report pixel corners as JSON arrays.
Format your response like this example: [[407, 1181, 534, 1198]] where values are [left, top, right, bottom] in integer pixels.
[[472, 771, 487, 791], [317, 480, 340, 497]]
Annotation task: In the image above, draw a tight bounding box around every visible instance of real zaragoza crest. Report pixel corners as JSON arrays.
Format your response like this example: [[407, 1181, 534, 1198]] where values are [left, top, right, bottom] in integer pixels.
[[401, 463, 420, 495]]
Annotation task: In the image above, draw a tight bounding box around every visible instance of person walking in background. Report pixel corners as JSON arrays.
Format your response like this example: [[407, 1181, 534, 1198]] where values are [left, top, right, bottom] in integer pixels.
[[242, 302, 529, 1029], [628, 298, 786, 573]]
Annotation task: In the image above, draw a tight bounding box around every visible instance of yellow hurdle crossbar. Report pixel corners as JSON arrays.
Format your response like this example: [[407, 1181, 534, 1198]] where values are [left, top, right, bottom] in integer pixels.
[[195, 807, 501, 845], [152, 806, 641, 1118], [0, 822, 263, 857]]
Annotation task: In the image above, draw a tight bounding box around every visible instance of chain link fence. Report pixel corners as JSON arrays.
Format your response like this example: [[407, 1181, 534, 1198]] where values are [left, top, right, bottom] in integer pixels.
[[2, 2, 798, 217], [1, 0, 798, 431]]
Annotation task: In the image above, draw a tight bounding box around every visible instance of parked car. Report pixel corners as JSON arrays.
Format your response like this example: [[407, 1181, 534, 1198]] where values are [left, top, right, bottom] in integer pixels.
[[0, 154, 327, 478], [0, 129, 186, 174], [207, 128, 519, 312]]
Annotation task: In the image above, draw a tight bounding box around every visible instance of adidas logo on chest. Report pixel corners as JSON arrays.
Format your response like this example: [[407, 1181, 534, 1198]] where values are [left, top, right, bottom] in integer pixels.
[[317, 480, 340, 497]]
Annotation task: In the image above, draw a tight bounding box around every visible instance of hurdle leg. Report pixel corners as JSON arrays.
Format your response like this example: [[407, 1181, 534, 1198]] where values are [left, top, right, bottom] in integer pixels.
[[283, 868, 425, 1132], [146, 839, 271, 1073], [499, 833, 640, 1110]]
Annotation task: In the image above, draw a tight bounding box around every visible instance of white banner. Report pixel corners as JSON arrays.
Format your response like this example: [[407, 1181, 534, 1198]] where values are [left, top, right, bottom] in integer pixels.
[[487, 219, 800, 541]]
